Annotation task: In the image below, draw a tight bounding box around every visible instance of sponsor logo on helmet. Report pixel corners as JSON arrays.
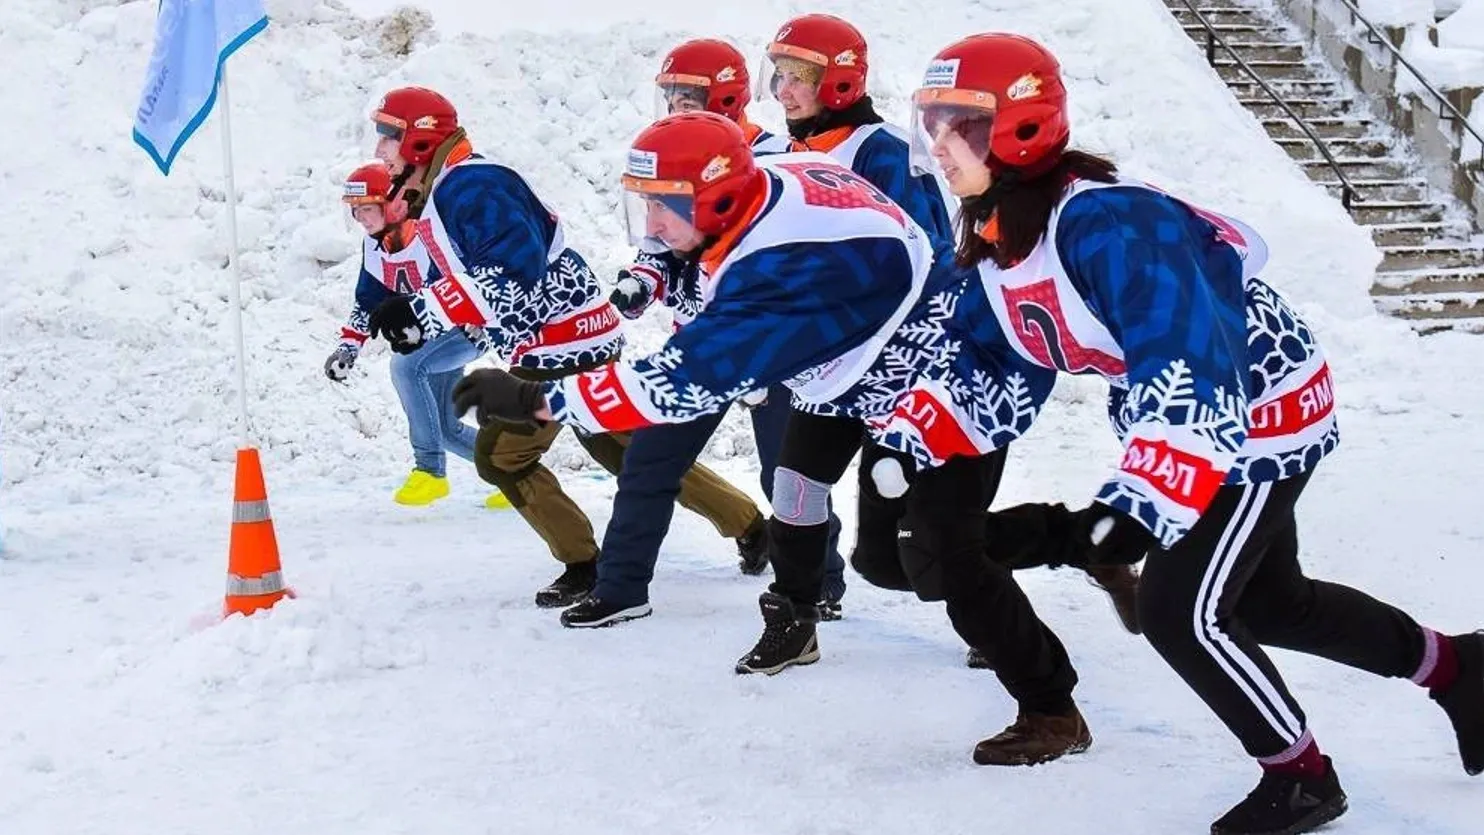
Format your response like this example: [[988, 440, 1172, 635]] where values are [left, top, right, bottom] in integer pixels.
[[775, 25, 792, 41], [414, 115, 439, 129], [834, 49, 858, 67], [921, 58, 960, 88], [662, 56, 674, 72], [627, 149, 659, 179], [1006, 73, 1043, 101], [344, 182, 369, 197], [715, 65, 737, 82], [700, 155, 731, 183]]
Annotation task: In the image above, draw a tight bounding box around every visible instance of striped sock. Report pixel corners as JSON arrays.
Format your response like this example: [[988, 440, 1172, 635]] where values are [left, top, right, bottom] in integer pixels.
[[1411, 628, 1460, 692], [1258, 730, 1326, 777]]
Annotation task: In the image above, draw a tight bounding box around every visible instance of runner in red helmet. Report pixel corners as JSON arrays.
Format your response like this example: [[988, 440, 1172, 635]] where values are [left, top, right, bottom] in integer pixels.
[[898, 32, 1484, 832], [328, 161, 499, 507], [577, 38, 844, 629], [761, 13, 954, 252]]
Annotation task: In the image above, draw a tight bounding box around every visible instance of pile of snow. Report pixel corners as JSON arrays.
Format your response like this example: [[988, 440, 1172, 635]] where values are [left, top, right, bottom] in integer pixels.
[[1348, 0, 1484, 92], [1438, 0, 1484, 51]]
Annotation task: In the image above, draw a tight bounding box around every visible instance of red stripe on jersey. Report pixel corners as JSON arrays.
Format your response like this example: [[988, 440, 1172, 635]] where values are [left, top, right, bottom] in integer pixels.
[[1119, 438, 1225, 514], [414, 218, 457, 279], [340, 327, 368, 344], [510, 303, 621, 363], [891, 387, 980, 461], [575, 363, 650, 432], [430, 277, 485, 326], [1247, 363, 1335, 439]]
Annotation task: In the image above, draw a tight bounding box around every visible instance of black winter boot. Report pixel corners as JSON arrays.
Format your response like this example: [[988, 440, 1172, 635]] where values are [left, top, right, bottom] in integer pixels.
[[735, 592, 820, 675]]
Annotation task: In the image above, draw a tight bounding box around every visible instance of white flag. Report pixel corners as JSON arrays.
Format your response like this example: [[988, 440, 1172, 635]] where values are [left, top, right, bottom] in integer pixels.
[[132, 0, 268, 175]]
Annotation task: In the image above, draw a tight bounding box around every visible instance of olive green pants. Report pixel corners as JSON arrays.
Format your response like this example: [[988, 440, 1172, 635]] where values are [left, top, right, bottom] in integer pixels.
[[473, 412, 761, 565]]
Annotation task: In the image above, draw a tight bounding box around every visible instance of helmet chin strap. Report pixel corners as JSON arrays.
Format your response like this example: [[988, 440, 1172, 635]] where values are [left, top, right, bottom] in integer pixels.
[[387, 164, 419, 218], [386, 128, 469, 220]]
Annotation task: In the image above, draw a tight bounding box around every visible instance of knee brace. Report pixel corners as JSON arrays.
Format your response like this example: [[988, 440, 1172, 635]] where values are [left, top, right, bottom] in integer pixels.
[[771, 467, 832, 526]]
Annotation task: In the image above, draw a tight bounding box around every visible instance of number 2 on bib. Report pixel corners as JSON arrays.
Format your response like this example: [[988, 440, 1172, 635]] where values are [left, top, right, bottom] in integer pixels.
[[777, 162, 905, 226]]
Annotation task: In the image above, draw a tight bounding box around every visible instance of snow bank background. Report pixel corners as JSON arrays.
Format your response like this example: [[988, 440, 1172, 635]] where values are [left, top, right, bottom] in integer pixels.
[[2, 1, 1482, 833]]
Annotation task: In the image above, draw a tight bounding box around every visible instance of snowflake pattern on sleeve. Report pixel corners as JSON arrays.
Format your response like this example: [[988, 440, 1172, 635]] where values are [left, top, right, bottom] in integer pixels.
[[413, 248, 622, 371]]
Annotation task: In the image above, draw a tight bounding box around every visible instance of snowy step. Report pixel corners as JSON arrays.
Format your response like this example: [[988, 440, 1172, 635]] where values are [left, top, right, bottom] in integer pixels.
[[1224, 78, 1341, 98], [1371, 265, 1484, 295], [1410, 316, 1484, 335], [1214, 59, 1320, 83], [1350, 199, 1447, 224], [1263, 117, 1372, 140], [1378, 244, 1484, 272], [1172, 7, 1270, 27], [1276, 135, 1391, 160], [1301, 156, 1411, 181], [1367, 220, 1451, 246], [1320, 179, 1429, 203], [1239, 98, 1355, 119], [1373, 290, 1484, 321], [1211, 41, 1308, 62], [1181, 22, 1286, 39]]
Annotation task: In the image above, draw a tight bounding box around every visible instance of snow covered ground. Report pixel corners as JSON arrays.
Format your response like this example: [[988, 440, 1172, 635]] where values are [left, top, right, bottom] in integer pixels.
[[2, 0, 1482, 832]]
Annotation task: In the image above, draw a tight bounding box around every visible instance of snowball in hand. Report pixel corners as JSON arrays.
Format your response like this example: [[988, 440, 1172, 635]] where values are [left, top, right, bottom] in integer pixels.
[[870, 456, 909, 499]]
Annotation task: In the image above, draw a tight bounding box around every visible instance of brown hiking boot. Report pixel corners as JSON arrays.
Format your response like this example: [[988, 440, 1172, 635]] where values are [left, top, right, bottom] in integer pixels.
[[1084, 564, 1141, 634], [972, 707, 1092, 766]]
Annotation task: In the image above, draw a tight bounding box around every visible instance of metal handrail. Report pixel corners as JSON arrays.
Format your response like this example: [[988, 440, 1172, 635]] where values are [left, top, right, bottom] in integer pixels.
[[1335, 0, 1484, 165], [1178, 1, 1362, 209]]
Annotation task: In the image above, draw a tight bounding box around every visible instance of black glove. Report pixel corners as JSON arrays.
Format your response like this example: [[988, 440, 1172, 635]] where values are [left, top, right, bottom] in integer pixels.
[[451, 369, 546, 426], [983, 502, 1079, 570], [368, 295, 424, 355], [609, 268, 654, 316], [324, 346, 357, 382], [1072, 504, 1155, 566]]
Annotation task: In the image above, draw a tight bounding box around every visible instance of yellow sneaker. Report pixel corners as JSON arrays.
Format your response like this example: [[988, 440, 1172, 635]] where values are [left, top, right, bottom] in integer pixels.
[[393, 470, 450, 506], [485, 490, 513, 510]]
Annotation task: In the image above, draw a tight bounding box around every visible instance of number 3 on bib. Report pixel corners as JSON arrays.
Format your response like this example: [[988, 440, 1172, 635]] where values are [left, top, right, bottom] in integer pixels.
[[777, 162, 906, 226]]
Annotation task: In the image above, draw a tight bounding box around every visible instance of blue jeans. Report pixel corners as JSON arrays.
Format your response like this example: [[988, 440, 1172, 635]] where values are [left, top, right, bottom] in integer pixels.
[[594, 384, 846, 607], [388, 329, 481, 477]]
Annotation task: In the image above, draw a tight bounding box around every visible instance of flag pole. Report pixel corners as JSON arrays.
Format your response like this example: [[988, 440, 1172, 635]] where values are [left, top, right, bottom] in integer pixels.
[[218, 64, 252, 449]]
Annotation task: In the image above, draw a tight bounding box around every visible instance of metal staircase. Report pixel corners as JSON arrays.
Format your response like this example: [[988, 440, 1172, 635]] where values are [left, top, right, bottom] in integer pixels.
[[1166, 1, 1484, 333]]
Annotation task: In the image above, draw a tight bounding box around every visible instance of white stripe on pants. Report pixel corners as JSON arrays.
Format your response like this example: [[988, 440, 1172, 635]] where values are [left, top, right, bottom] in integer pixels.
[[1192, 480, 1306, 745]]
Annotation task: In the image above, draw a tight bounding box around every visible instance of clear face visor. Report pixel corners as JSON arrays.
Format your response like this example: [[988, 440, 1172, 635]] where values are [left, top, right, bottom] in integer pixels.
[[758, 52, 823, 102], [907, 89, 997, 177], [655, 75, 711, 119], [620, 175, 697, 249]]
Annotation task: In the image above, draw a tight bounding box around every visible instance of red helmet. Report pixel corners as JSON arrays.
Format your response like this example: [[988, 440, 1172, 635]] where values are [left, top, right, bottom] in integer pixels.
[[911, 33, 1069, 175], [766, 14, 868, 110], [372, 86, 460, 167], [620, 112, 760, 241], [656, 39, 750, 122], [343, 161, 408, 224]]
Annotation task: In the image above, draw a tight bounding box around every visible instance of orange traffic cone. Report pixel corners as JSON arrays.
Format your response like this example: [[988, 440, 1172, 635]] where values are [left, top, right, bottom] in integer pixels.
[[224, 447, 294, 618]]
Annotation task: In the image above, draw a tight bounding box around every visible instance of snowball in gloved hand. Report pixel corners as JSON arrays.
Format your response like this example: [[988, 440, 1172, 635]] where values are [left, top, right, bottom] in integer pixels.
[[870, 456, 909, 499]]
